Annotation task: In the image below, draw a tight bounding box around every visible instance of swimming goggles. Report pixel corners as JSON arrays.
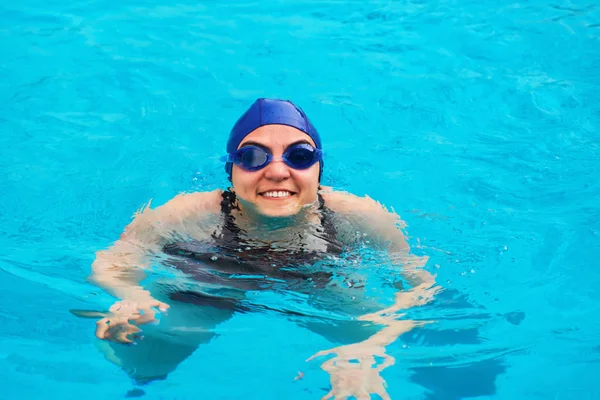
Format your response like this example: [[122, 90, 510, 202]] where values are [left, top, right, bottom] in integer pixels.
[[221, 143, 323, 172]]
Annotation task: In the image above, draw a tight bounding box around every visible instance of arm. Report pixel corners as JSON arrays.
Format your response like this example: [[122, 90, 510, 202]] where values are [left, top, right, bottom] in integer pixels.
[[310, 189, 439, 399], [89, 190, 222, 296], [88, 190, 222, 342], [320, 187, 436, 292]]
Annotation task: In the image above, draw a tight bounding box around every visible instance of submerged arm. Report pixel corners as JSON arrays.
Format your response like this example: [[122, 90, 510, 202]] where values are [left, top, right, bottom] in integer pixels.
[[321, 188, 438, 302], [311, 190, 439, 399], [88, 191, 221, 342], [89, 191, 221, 297], [89, 201, 165, 301], [90, 235, 156, 302]]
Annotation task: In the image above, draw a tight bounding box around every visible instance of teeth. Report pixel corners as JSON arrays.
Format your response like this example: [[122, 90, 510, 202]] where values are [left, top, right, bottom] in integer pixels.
[[263, 191, 291, 198]]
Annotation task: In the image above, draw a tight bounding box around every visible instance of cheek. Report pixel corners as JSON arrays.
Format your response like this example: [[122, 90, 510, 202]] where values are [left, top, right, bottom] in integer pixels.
[[232, 168, 258, 192], [294, 167, 320, 189], [308, 163, 321, 183]]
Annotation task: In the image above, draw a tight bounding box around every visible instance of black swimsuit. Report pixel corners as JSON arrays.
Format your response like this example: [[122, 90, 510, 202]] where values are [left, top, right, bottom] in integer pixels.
[[162, 190, 344, 292]]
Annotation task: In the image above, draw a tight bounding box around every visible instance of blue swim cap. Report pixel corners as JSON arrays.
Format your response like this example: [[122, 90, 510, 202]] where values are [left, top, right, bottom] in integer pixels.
[[225, 98, 323, 181]]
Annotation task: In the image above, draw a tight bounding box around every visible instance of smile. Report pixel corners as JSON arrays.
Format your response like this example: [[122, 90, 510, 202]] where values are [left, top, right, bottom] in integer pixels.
[[259, 190, 296, 199]]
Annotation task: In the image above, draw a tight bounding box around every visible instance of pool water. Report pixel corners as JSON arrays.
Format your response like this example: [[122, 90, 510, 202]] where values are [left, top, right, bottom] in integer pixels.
[[1, 0, 599, 399]]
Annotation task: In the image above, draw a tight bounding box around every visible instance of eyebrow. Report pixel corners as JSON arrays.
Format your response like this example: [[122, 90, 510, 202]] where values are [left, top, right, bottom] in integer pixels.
[[239, 139, 312, 151]]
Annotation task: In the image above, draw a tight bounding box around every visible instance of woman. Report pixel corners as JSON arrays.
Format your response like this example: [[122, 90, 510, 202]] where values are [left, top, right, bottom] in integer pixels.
[[88, 98, 437, 398]]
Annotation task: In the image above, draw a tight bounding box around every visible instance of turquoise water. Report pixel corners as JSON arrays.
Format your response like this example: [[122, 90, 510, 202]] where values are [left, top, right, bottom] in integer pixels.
[[1, 0, 600, 398]]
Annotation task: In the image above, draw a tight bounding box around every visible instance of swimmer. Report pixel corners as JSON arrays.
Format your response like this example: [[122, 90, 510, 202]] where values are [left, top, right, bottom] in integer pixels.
[[87, 98, 438, 398]]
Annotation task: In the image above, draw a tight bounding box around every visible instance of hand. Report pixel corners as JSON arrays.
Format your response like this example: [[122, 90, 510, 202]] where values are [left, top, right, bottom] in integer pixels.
[[307, 342, 395, 400], [95, 297, 170, 343]]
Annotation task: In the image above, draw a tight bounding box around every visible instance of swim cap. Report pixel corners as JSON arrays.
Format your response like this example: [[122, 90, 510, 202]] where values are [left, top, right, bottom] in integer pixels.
[[225, 98, 323, 181]]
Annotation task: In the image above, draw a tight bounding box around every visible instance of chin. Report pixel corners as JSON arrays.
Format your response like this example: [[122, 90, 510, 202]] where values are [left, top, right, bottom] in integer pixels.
[[258, 207, 298, 218], [256, 202, 301, 218]]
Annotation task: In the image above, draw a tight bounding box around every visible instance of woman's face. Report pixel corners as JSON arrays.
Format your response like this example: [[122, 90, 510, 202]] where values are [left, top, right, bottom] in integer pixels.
[[231, 124, 321, 218]]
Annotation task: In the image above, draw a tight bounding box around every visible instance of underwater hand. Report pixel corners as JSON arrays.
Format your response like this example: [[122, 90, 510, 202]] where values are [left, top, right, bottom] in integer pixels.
[[307, 342, 395, 400], [95, 298, 170, 344]]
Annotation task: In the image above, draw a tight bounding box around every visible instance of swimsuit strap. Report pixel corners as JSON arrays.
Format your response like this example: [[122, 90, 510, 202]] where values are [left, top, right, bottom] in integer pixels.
[[220, 189, 240, 214], [317, 192, 338, 240], [214, 189, 242, 240]]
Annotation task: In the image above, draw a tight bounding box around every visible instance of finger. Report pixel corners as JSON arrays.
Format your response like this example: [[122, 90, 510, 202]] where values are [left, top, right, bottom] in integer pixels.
[[114, 330, 134, 344], [134, 308, 156, 324], [431, 284, 443, 294], [153, 301, 170, 312], [376, 389, 391, 400], [320, 390, 335, 400], [98, 319, 128, 342], [95, 317, 111, 339], [320, 358, 337, 372], [306, 351, 327, 362], [308, 349, 337, 362], [113, 325, 141, 344], [377, 354, 396, 370], [355, 391, 371, 400], [336, 389, 351, 400], [306, 349, 334, 362]]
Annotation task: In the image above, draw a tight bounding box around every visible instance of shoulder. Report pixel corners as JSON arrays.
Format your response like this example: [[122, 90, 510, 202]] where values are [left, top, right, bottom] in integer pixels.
[[157, 190, 223, 215], [319, 186, 409, 251], [128, 190, 223, 229], [320, 186, 400, 221]]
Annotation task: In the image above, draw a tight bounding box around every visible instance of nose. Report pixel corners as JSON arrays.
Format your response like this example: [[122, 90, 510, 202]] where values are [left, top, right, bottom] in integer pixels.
[[263, 159, 291, 181]]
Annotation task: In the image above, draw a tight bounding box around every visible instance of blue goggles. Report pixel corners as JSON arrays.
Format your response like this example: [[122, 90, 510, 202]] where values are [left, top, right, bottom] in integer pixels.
[[221, 143, 323, 172]]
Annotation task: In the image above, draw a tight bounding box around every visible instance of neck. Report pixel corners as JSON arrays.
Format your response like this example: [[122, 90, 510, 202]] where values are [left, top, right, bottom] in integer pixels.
[[232, 196, 321, 233]]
